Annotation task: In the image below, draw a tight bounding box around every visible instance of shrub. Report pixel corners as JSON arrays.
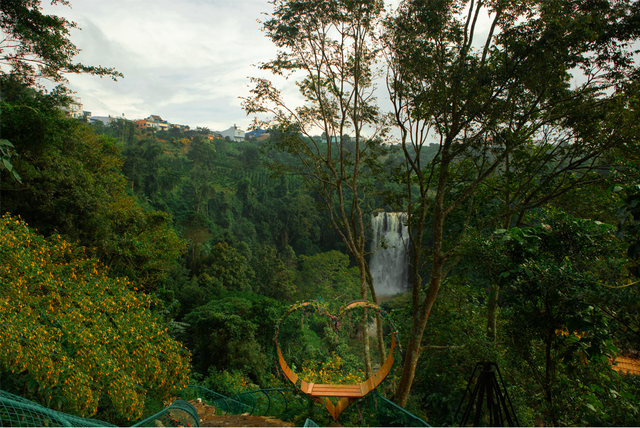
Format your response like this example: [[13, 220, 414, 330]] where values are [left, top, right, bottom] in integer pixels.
[[0, 214, 191, 420]]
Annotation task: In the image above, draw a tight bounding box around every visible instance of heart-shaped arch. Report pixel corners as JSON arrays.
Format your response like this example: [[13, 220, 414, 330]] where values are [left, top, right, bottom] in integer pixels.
[[274, 300, 400, 420]]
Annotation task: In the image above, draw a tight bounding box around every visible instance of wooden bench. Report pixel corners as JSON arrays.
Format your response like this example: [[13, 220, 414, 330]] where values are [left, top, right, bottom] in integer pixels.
[[275, 300, 398, 420], [301, 383, 363, 397], [277, 333, 397, 420]]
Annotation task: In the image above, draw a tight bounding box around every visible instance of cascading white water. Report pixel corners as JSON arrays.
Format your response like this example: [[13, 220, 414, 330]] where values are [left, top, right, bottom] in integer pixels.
[[370, 212, 410, 296]]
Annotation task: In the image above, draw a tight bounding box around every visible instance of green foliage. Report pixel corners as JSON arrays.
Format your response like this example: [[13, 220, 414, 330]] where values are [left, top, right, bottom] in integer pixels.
[[0, 139, 22, 182], [0, 79, 185, 292], [252, 244, 295, 301], [182, 294, 284, 384], [0, 214, 191, 420], [187, 136, 217, 168], [121, 138, 165, 196], [466, 209, 636, 425], [276, 299, 402, 394], [382, 0, 640, 407], [614, 184, 640, 278], [389, 207, 640, 426], [98, 209, 185, 291], [200, 242, 255, 292], [384, 281, 496, 426], [109, 124, 339, 259], [202, 369, 258, 397], [299, 352, 365, 386], [293, 250, 361, 308], [244, 3, 392, 369]]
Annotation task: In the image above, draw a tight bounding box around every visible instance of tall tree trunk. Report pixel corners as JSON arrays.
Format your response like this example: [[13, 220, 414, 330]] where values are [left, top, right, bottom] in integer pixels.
[[395, 163, 449, 407], [486, 284, 499, 340], [358, 256, 373, 378], [394, 258, 445, 407]]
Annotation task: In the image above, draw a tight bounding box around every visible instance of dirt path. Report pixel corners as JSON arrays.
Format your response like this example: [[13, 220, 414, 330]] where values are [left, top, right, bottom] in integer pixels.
[[189, 400, 296, 427]]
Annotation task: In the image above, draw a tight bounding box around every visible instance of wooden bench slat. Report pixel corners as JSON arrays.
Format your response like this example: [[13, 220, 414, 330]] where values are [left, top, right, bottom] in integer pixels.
[[308, 384, 363, 397], [310, 391, 362, 397], [311, 384, 361, 390], [313, 385, 360, 391]]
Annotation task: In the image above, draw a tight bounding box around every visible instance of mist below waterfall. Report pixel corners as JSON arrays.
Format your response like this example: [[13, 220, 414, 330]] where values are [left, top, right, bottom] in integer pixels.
[[370, 212, 410, 296]]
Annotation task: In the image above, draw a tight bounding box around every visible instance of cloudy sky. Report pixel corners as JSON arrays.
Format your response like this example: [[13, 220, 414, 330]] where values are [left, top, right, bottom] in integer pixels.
[[40, 0, 405, 133]]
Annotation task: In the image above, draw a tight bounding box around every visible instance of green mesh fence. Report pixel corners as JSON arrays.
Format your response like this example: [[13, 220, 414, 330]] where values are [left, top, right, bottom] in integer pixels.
[[180, 385, 316, 426], [369, 392, 430, 427], [132, 399, 199, 427], [0, 390, 117, 427], [0, 389, 199, 427], [180, 385, 306, 417], [180, 385, 429, 427], [229, 388, 304, 417], [304, 392, 430, 427], [2, 384, 427, 427], [180, 384, 253, 415], [303, 417, 320, 427]]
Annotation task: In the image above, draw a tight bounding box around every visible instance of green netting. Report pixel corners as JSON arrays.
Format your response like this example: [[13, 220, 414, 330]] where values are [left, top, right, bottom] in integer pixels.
[[0, 390, 116, 427], [369, 392, 430, 427], [303, 417, 319, 427], [180, 385, 306, 417], [180, 385, 429, 427], [1, 384, 427, 427], [229, 388, 304, 417], [132, 399, 199, 428], [0, 389, 200, 428], [180, 384, 252, 415], [311, 392, 431, 427]]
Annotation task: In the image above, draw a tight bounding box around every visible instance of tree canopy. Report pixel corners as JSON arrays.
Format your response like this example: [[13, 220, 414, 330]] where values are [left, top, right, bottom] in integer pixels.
[[383, 0, 640, 406], [0, 78, 185, 292], [0, 0, 121, 85], [244, 0, 392, 378]]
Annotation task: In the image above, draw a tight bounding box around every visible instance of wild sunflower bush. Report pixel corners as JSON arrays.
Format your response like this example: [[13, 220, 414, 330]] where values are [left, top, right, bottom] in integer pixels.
[[0, 214, 191, 420], [299, 353, 365, 385]]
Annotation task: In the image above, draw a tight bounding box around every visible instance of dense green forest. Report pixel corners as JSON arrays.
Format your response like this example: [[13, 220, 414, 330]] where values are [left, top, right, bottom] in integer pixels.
[[3, 0, 640, 426]]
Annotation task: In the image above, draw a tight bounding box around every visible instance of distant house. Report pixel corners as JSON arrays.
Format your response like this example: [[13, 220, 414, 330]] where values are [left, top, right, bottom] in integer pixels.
[[170, 123, 189, 132], [134, 119, 148, 130], [220, 125, 245, 142], [135, 117, 156, 130], [90, 115, 116, 126], [245, 128, 268, 140], [142, 115, 170, 131], [62, 97, 83, 119], [146, 115, 160, 130]]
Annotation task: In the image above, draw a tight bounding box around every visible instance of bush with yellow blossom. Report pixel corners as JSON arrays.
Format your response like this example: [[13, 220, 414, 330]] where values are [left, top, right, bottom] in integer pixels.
[[299, 353, 365, 385], [0, 214, 191, 420]]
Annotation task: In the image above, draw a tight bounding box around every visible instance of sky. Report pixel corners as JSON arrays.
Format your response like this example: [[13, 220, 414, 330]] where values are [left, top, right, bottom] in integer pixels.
[[40, 0, 403, 133], [40, 0, 286, 131]]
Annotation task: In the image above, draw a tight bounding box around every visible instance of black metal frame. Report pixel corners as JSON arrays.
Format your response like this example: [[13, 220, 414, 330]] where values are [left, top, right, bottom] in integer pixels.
[[454, 362, 520, 427]]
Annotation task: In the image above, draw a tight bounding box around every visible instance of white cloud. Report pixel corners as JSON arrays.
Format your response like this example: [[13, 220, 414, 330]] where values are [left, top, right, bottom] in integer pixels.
[[40, 0, 279, 130], [36, 0, 409, 132]]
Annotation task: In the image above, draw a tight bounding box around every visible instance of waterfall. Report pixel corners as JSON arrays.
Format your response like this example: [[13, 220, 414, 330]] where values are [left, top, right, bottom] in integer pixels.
[[370, 212, 410, 296]]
